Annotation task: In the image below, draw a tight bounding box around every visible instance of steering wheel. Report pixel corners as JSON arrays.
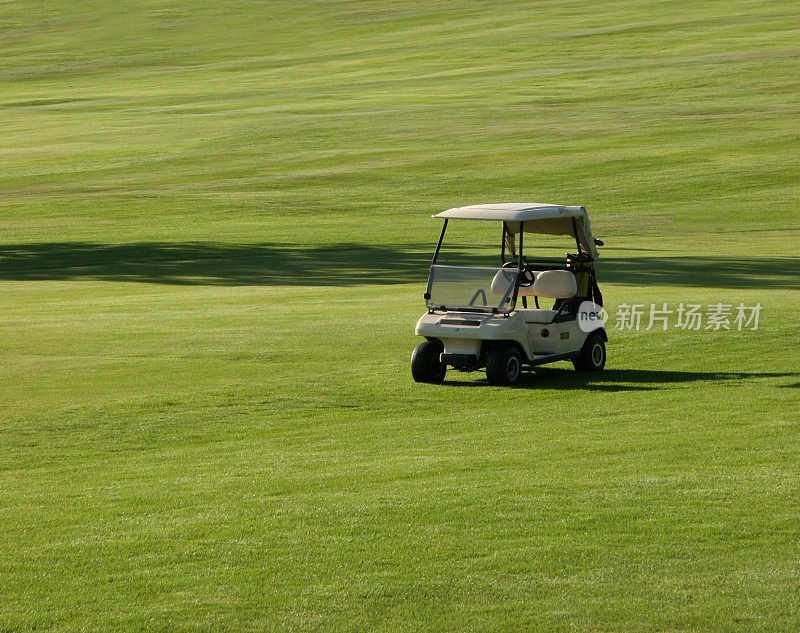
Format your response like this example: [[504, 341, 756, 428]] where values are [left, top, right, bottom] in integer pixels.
[[502, 260, 535, 287]]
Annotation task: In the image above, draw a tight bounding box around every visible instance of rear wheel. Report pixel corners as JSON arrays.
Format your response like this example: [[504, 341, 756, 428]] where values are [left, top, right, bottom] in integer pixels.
[[411, 341, 446, 383], [573, 333, 606, 372], [486, 345, 523, 386]]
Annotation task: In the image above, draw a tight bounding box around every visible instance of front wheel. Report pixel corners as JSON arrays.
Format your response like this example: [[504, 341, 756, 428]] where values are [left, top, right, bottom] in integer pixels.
[[486, 345, 524, 386], [573, 333, 606, 372], [411, 341, 446, 383]]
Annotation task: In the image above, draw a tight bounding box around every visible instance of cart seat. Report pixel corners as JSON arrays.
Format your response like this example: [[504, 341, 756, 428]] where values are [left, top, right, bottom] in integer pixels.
[[517, 273, 544, 297], [531, 270, 577, 298], [491, 268, 543, 297], [515, 309, 558, 323], [491, 270, 577, 309]]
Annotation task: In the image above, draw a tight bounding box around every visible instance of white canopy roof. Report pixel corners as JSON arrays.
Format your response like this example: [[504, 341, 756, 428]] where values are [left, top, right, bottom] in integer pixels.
[[433, 202, 584, 222], [434, 203, 599, 259]]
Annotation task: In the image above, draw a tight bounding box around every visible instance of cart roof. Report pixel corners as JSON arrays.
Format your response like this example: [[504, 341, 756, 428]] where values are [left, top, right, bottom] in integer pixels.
[[433, 203, 600, 259], [433, 203, 585, 222]]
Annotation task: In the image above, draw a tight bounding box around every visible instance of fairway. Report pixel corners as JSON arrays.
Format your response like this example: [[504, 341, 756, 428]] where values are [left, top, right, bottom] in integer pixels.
[[1, 1, 799, 631]]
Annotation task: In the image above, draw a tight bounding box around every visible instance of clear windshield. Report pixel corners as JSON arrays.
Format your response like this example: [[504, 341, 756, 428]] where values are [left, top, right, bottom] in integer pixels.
[[426, 265, 518, 313]]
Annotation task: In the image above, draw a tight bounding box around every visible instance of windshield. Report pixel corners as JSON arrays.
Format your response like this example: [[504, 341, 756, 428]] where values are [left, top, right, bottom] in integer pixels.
[[426, 265, 518, 313]]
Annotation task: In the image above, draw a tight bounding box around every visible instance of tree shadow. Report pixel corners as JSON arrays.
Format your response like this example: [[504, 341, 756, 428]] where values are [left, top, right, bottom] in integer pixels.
[[0, 242, 437, 286], [444, 368, 800, 391], [0, 242, 797, 288], [595, 256, 800, 290]]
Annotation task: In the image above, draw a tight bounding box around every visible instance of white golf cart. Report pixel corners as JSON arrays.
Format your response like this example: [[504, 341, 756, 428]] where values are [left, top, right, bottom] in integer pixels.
[[412, 203, 607, 385]]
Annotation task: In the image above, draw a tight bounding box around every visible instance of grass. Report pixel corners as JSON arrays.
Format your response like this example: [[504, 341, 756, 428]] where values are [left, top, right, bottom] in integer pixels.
[[1, 0, 799, 631]]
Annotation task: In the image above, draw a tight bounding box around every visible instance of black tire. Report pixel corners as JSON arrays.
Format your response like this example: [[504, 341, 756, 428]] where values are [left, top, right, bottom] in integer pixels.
[[411, 341, 446, 383], [573, 333, 606, 372], [486, 344, 524, 386]]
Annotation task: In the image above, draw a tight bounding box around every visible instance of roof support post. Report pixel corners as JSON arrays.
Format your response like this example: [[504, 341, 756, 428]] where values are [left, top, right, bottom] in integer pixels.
[[431, 219, 448, 266], [510, 221, 524, 310], [571, 217, 582, 254]]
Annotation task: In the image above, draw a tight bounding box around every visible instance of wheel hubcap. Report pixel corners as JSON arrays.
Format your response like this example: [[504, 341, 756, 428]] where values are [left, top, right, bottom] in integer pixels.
[[507, 357, 520, 380], [592, 344, 603, 366]]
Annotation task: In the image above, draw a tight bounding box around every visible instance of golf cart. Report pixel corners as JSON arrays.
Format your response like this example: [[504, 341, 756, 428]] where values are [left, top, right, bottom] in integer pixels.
[[412, 203, 607, 385]]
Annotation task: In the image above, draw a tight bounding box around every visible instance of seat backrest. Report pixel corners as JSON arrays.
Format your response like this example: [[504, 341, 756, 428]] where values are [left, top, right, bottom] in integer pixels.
[[517, 276, 540, 296], [492, 268, 544, 297], [531, 270, 577, 299], [490, 268, 516, 295]]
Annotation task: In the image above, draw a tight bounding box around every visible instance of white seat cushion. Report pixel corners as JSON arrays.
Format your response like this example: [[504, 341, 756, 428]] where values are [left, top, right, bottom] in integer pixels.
[[515, 308, 557, 324], [531, 270, 577, 299], [490, 268, 516, 296], [491, 269, 542, 296], [519, 270, 542, 296], [517, 280, 539, 297]]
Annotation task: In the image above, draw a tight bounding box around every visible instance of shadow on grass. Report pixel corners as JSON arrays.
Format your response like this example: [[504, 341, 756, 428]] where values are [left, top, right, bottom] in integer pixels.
[[596, 257, 800, 290], [0, 242, 433, 286], [445, 368, 800, 392], [0, 242, 798, 288]]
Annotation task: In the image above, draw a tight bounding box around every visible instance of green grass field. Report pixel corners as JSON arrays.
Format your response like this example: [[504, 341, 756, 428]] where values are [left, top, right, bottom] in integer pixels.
[[1, 1, 799, 630]]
